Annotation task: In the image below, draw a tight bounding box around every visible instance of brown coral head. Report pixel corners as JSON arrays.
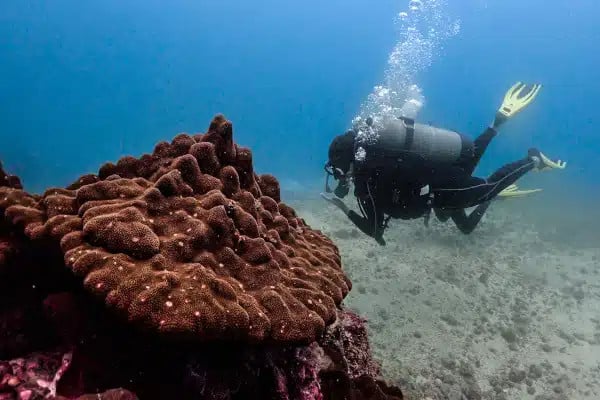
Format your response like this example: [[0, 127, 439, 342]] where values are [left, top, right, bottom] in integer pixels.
[[203, 114, 236, 164], [67, 174, 100, 191], [0, 115, 351, 346], [258, 174, 281, 203], [0, 161, 23, 190], [219, 166, 241, 197], [208, 114, 232, 137]]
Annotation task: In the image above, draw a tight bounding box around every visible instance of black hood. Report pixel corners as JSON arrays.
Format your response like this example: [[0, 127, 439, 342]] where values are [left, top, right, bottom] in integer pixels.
[[327, 130, 356, 174]]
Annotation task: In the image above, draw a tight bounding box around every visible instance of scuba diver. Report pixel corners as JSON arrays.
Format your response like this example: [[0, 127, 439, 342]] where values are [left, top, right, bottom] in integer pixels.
[[321, 82, 567, 245]]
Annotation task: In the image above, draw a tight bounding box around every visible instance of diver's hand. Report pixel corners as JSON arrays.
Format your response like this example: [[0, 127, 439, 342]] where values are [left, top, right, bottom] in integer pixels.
[[493, 82, 542, 128], [320, 193, 350, 215], [334, 181, 350, 198]]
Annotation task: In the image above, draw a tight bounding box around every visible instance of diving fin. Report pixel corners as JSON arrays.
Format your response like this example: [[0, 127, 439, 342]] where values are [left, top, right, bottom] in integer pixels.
[[497, 184, 543, 199], [532, 150, 567, 171], [494, 82, 542, 127]]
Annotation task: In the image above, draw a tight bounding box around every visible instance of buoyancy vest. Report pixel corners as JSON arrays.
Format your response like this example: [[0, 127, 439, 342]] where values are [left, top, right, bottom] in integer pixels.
[[352, 117, 473, 219]]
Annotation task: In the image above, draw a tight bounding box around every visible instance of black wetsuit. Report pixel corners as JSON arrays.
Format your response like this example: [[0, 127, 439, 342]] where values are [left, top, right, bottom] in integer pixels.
[[340, 121, 537, 244]]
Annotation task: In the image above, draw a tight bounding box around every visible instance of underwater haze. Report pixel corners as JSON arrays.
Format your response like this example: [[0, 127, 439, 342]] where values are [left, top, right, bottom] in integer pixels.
[[2, 0, 600, 398], [2, 0, 598, 194], [1, 0, 398, 192]]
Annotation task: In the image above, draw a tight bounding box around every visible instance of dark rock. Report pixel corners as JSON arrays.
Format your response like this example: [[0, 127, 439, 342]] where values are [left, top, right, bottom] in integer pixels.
[[508, 368, 526, 383], [529, 364, 544, 379]]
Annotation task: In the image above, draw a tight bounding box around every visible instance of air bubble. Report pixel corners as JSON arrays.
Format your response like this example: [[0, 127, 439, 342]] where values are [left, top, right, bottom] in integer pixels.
[[409, 0, 422, 11], [355, 147, 366, 162], [351, 0, 460, 162]]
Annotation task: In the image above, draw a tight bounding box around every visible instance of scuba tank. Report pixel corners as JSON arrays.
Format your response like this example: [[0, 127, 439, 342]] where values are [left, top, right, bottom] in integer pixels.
[[363, 116, 467, 164]]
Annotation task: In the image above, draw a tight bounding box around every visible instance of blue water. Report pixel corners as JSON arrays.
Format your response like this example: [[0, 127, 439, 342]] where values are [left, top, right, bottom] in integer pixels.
[[425, 0, 600, 191], [1, 0, 598, 195]]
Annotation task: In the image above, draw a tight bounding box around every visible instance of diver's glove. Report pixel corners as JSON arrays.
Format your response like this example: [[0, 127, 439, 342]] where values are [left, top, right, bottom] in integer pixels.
[[493, 82, 542, 128], [528, 148, 567, 171], [334, 180, 350, 198]]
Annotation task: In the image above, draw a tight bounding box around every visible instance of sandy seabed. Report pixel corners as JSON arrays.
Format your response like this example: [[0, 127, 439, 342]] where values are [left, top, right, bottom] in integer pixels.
[[288, 191, 600, 400]]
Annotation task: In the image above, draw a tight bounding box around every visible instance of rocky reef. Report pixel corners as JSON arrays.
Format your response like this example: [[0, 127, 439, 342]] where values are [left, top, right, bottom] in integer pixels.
[[0, 115, 403, 399]]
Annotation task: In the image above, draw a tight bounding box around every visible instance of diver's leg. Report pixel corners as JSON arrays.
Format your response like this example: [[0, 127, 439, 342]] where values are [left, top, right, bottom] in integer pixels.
[[463, 82, 543, 175], [436, 148, 565, 209], [446, 202, 492, 234], [433, 208, 452, 222], [434, 203, 491, 234], [433, 157, 537, 209], [462, 127, 498, 175]]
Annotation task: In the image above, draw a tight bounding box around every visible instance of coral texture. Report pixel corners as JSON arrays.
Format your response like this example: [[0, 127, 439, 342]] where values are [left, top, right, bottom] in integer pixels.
[[0, 115, 403, 399], [0, 162, 25, 271], [0, 295, 401, 400], [0, 162, 22, 191], [0, 115, 351, 344], [0, 348, 137, 400]]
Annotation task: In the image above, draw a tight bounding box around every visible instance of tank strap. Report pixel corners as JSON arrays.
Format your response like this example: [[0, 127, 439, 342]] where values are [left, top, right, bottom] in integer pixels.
[[399, 116, 415, 150]]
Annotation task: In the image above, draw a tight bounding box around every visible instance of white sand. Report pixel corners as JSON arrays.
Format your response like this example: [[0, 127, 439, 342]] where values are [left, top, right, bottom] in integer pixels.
[[289, 193, 600, 400]]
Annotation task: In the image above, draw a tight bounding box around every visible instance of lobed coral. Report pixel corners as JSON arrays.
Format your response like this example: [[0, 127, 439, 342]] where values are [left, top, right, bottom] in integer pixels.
[[0, 162, 24, 271], [0, 348, 136, 400], [0, 115, 403, 399], [0, 115, 350, 344], [0, 162, 22, 191]]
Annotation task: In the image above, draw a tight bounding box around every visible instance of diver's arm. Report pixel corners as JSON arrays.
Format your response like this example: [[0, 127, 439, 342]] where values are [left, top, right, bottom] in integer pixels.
[[347, 209, 386, 246], [320, 193, 386, 245], [349, 197, 386, 245], [333, 177, 350, 198]]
